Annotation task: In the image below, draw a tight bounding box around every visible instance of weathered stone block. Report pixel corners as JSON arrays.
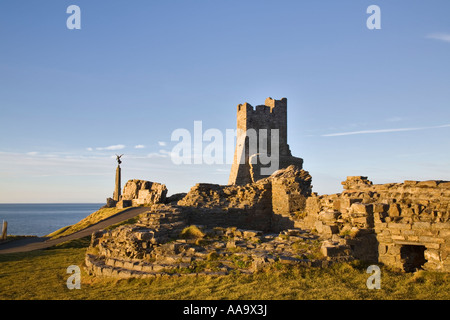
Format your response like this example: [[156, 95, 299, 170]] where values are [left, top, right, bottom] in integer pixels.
[[414, 230, 436, 237], [388, 223, 411, 230], [319, 210, 339, 222], [340, 198, 363, 210], [332, 199, 341, 211], [391, 235, 406, 241], [412, 222, 432, 230], [379, 255, 397, 266], [117, 270, 132, 278], [374, 222, 388, 230], [136, 231, 154, 241], [314, 221, 323, 233], [305, 196, 322, 215], [322, 225, 339, 237], [124, 261, 134, 269], [141, 265, 152, 272], [405, 235, 419, 242], [341, 176, 372, 190], [350, 203, 373, 214], [426, 242, 441, 250], [439, 229, 450, 237], [102, 266, 113, 277], [373, 203, 389, 213], [419, 236, 445, 244], [116, 200, 132, 209], [105, 258, 115, 266], [386, 244, 401, 255], [122, 179, 168, 205], [425, 249, 440, 262], [388, 204, 401, 217], [401, 229, 416, 236], [432, 222, 450, 230], [416, 181, 438, 188], [378, 244, 388, 255], [351, 216, 370, 226], [320, 242, 351, 257], [377, 235, 393, 244], [243, 230, 262, 238], [105, 197, 117, 208]]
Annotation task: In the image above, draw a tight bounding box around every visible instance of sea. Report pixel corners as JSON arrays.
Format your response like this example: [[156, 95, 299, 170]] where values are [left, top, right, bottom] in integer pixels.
[[0, 203, 104, 237]]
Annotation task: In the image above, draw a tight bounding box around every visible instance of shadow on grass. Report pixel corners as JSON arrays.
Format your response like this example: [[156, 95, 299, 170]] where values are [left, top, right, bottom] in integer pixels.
[[46, 236, 91, 250], [0, 237, 91, 263], [0, 247, 60, 263]]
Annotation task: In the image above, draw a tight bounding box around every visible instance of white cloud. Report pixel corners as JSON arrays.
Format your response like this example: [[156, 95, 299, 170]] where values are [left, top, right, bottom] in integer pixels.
[[322, 124, 450, 137], [86, 147, 93, 151], [385, 117, 403, 122], [158, 141, 167, 146], [426, 33, 450, 43], [96, 144, 125, 151], [146, 152, 168, 158], [26, 151, 38, 156], [134, 144, 145, 149]]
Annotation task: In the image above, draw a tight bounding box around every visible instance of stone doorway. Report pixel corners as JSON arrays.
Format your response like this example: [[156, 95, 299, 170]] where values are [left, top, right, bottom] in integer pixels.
[[400, 245, 427, 272]]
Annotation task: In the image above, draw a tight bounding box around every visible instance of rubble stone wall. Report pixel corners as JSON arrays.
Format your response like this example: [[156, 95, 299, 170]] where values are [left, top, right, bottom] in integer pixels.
[[177, 181, 273, 232], [89, 170, 450, 278], [178, 165, 312, 232], [299, 176, 450, 272], [110, 179, 168, 209], [122, 179, 168, 205]]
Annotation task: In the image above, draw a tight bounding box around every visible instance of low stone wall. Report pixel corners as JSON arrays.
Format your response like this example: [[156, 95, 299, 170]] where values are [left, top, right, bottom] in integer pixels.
[[177, 181, 273, 211], [85, 221, 348, 279], [177, 165, 312, 232], [186, 207, 271, 233], [375, 221, 450, 272], [177, 181, 273, 231], [90, 205, 188, 261], [298, 176, 450, 272]]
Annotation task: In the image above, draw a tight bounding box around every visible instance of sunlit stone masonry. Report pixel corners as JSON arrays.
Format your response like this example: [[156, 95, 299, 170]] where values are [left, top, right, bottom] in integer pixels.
[[298, 176, 450, 272], [85, 170, 450, 278], [86, 97, 450, 278]]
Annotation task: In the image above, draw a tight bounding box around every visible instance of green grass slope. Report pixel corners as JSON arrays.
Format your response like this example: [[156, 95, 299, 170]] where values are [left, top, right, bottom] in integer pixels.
[[0, 237, 449, 300]]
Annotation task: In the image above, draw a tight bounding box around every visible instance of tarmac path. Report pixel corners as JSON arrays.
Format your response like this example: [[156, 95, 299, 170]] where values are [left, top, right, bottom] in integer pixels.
[[0, 206, 151, 254]]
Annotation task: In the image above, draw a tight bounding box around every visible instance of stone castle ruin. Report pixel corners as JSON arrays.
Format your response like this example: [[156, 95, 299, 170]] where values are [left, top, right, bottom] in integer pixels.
[[301, 176, 450, 272], [228, 97, 303, 185], [86, 97, 450, 279]]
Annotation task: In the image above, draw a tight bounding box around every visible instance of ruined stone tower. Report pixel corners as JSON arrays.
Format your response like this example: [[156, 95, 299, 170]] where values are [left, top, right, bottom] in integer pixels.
[[228, 97, 303, 185]]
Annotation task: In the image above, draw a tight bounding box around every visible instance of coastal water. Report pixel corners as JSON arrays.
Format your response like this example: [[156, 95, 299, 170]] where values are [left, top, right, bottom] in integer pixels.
[[0, 203, 104, 237]]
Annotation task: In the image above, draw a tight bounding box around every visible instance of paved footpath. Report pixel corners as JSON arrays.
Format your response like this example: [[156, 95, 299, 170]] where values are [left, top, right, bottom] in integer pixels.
[[0, 207, 151, 254]]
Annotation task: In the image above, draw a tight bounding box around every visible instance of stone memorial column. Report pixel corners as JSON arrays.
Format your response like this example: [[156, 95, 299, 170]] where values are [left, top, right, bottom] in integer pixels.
[[113, 154, 123, 201]]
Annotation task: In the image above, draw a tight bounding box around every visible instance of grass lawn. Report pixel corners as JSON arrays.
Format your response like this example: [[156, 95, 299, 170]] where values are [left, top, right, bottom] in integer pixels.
[[1, 237, 449, 300], [46, 207, 125, 239]]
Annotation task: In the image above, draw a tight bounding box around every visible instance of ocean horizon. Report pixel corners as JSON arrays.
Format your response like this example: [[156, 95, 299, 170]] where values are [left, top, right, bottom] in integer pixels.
[[0, 203, 104, 237]]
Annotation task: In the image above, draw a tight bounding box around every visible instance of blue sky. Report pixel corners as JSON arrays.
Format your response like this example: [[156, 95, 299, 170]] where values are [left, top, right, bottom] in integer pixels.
[[0, 0, 449, 202]]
